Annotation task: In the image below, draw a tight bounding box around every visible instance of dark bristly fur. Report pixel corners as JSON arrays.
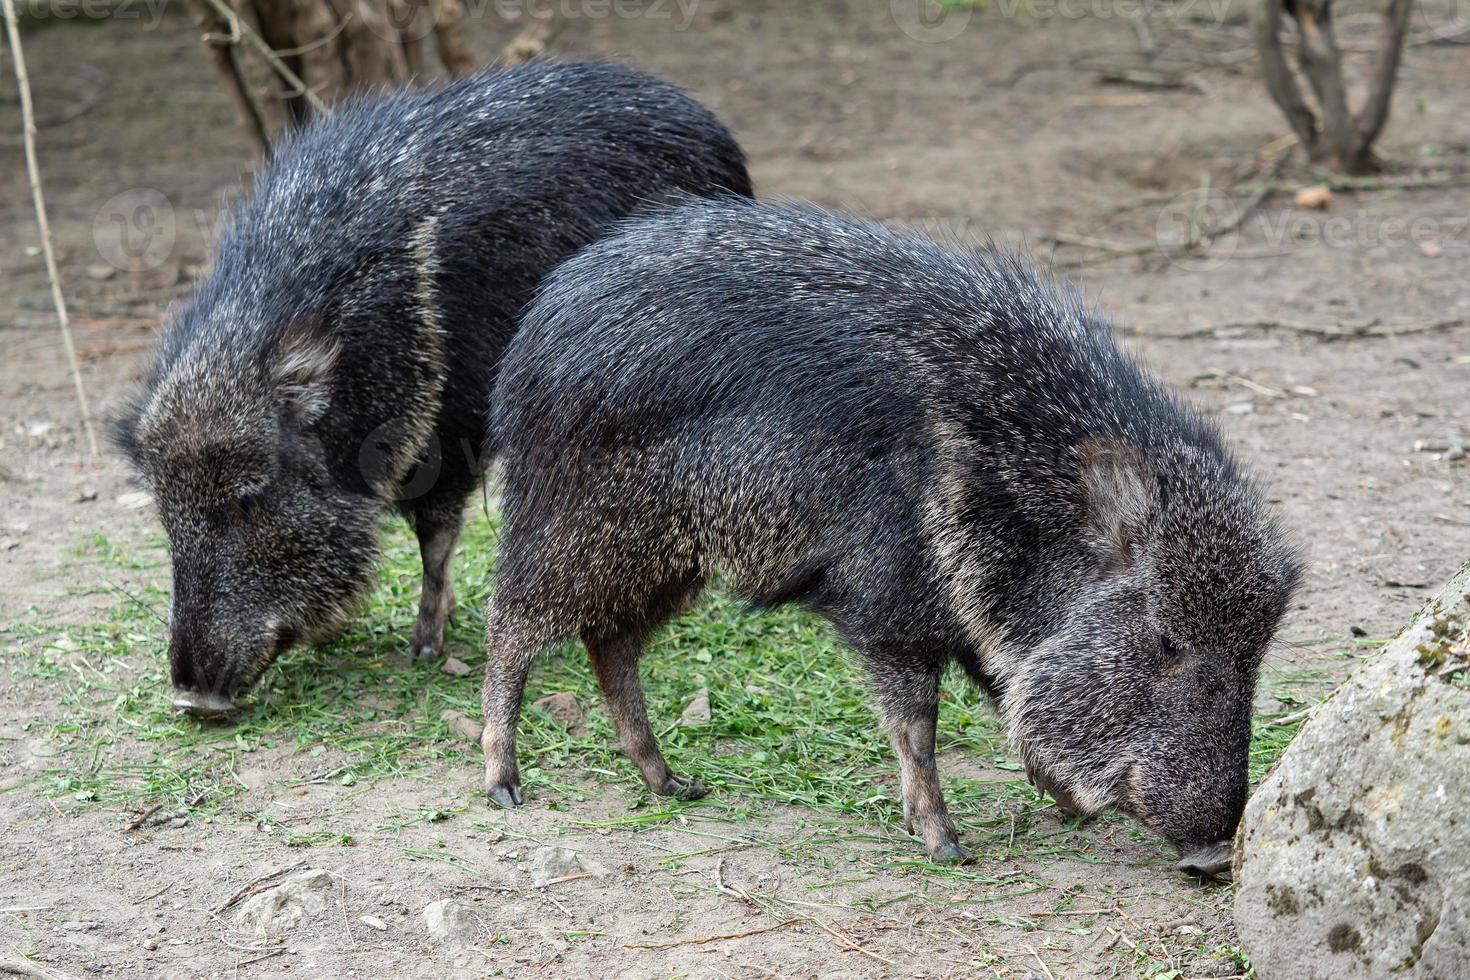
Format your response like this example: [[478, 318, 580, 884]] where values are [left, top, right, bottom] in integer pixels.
[[481, 198, 1302, 867], [112, 63, 752, 710]]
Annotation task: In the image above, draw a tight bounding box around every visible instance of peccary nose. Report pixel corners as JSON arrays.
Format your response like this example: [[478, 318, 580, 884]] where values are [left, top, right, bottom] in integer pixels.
[[171, 688, 238, 718], [1176, 840, 1233, 879]]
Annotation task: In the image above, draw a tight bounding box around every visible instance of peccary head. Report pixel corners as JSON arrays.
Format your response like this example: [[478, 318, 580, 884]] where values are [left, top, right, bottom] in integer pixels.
[[999, 438, 1300, 871], [114, 317, 380, 715]]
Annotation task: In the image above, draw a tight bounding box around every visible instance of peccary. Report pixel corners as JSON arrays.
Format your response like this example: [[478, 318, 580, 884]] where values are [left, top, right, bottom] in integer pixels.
[[112, 63, 751, 715], [480, 198, 1301, 872]]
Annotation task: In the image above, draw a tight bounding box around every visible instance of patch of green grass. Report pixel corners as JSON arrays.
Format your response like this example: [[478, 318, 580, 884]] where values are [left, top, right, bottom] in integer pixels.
[[8, 510, 1318, 869]]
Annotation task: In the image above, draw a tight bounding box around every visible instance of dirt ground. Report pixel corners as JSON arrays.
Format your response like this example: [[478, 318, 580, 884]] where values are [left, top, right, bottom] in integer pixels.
[[2, 2, 1468, 977]]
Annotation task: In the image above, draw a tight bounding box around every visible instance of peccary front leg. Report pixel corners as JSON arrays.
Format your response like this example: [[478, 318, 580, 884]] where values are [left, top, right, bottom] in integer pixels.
[[585, 628, 708, 801], [480, 604, 547, 807], [409, 513, 461, 659], [878, 669, 969, 864]]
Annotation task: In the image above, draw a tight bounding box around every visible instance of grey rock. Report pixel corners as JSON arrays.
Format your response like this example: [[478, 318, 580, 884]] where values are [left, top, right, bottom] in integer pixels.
[[438, 709, 482, 743], [359, 914, 387, 931], [440, 656, 474, 677], [234, 869, 335, 936], [679, 687, 711, 727], [529, 846, 608, 887], [422, 899, 478, 943], [531, 691, 582, 728], [1235, 562, 1470, 979]]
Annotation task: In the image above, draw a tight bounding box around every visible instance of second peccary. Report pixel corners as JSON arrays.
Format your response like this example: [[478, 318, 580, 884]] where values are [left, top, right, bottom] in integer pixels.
[[113, 62, 751, 715], [481, 198, 1301, 872]]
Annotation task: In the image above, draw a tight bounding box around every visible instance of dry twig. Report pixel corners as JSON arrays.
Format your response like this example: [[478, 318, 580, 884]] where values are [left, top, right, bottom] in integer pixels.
[[624, 917, 805, 950], [121, 803, 164, 832], [1, 0, 100, 457]]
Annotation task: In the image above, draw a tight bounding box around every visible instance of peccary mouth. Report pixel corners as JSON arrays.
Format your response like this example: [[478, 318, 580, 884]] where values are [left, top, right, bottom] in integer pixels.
[[1025, 764, 1085, 816], [172, 689, 238, 718], [1176, 841, 1233, 879]]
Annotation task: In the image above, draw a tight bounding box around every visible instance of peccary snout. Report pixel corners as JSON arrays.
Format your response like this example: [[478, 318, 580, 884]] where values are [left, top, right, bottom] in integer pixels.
[[1000, 443, 1291, 866], [167, 605, 295, 716]]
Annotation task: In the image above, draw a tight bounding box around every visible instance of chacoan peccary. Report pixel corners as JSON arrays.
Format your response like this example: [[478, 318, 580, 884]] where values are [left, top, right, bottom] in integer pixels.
[[480, 197, 1301, 873], [113, 63, 752, 716]]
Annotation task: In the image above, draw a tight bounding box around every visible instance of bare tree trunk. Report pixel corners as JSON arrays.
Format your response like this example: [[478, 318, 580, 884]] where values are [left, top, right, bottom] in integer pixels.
[[432, 0, 475, 76], [501, 9, 561, 67], [1353, 0, 1414, 162], [1251, 0, 1414, 174], [192, 0, 272, 158], [192, 0, 476, 151]]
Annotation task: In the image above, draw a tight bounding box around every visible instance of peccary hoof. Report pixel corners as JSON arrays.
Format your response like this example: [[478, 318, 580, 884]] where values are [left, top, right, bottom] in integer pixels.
[[928, 840, 971, 865], [655, 773, 709, 801], [487, 782, 523, 808], [1177, 842, 1232, 880]]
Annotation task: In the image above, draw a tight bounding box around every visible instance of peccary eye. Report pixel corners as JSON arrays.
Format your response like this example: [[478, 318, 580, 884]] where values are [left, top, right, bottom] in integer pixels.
[[1159, 634, 1183, 662], [237, 492, 263, 521]]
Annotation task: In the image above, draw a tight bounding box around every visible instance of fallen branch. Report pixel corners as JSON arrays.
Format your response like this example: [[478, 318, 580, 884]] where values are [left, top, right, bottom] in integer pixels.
[[121, 803, 164, 832], [0, 956, 84, 980], [1138, 316, 1470, 341], [213, 861, 308, 914], [623, 917, 805, 950], [2, 0, 100, 457]]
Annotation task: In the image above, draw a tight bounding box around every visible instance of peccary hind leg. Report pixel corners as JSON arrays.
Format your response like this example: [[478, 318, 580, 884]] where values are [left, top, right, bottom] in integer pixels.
[[481, 603, 548, 807], [880, 669, 969, 864], [585, 627, 708, 801], [409, 512, 462, 659]]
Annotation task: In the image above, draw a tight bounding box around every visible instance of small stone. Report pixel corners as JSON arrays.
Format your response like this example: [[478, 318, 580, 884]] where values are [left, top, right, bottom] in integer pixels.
[[529, 846, 608, 887], [438, 709, 482, 743], [74, 490, 98, 503], [234, 869, 334, 935], [86, 263, 117, 281], [1413, 439, 1450, 453], [359, 914, 387, 931], [168, 816, 189, 829], [440, 656, 473, 677], [679, 687, 711, 727], [531, 691, 581, 728], [61, 920, 94, 931], [1445, 442, 1467, 462], [116, 490, 152, 510], [422, 899, 478, 943], [1224, 401, 1255, 416], [0, 539, 18, 552], [1419, 241, 1443, 258], [142, 937, 159, 951]]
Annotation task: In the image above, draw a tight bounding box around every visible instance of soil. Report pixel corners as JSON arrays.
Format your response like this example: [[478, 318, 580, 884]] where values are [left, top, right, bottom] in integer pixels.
[[2, 2, 1468, 977]]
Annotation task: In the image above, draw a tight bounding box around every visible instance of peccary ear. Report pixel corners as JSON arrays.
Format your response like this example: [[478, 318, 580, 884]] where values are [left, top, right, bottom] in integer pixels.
[[271, 316, 339, 426], [107, 394, 146, 463], [1078, 438, 1153, 572]]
